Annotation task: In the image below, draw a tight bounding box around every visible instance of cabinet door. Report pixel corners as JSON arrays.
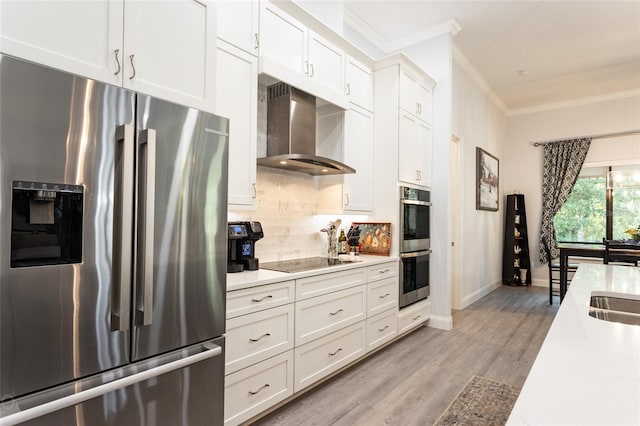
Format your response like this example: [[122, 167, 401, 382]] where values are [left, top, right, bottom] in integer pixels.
[[0, 1, 123, 85], [345, 56, 373, 111], [417, 121, 432, 187], [416, 82, 432, 124], [398, 111, 420, 185], [343, 106, 373, 212], [123, 0, 216, 111], [399, 68, 420, 116], [216, 0, 259, 55], [307, 30, 344, 94], [259, 0, 307, 75], [216, 40, 258, 207]]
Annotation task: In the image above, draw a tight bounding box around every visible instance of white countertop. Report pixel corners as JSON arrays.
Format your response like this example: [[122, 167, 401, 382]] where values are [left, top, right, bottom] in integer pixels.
[[226, 255, 399, 291], [508, 263, 640, 425]]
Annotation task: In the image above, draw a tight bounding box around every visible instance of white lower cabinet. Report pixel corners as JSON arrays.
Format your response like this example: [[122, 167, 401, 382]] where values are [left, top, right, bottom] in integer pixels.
[[366, 309, 398, 352], [293, 321, 366, 392], [367, 276, 399, 317], [295, 285, 366, 346], [226, 304, 294, 374], [224, 351, 294, 426], [398, 298, 431, 335]]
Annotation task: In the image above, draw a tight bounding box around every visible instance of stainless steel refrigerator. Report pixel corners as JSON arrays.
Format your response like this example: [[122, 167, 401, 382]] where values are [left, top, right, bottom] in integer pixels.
[[0, 55, 228, 425]]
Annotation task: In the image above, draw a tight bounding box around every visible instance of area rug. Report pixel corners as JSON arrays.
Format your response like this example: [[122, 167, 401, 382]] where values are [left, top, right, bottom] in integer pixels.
[[433, 376, 520, 426]]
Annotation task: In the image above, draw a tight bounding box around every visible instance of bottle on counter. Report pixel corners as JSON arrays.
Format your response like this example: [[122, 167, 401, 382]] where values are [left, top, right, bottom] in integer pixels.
[[338, 229, 347, 255]]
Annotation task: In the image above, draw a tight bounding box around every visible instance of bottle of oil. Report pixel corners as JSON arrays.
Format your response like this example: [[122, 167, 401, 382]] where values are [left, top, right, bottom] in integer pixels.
[[338, 229, 347, 255]]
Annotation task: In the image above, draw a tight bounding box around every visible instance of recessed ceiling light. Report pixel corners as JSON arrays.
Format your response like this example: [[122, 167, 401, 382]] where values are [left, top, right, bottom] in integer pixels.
[[279, 160, 287, 165], [518, 69, 529, 76]]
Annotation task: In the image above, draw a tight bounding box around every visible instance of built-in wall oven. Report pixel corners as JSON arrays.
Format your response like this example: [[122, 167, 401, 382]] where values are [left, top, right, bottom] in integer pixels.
[[399, 186, 431, 308]]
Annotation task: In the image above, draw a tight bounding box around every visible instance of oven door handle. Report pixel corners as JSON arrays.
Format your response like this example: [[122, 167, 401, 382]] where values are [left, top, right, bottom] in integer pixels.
[[400, 250, 431, 258], [400, 199, 431, 206]]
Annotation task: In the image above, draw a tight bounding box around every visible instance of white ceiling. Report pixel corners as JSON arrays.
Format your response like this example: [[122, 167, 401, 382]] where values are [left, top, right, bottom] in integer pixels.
[[343, 1, 640, 114]]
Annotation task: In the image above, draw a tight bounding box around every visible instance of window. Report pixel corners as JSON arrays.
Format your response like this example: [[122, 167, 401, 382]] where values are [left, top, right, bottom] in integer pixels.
[[555, 166, 640, 243]]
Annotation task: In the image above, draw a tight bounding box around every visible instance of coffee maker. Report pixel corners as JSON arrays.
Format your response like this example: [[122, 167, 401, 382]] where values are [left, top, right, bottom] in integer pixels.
[[227, 221, 263, 272]]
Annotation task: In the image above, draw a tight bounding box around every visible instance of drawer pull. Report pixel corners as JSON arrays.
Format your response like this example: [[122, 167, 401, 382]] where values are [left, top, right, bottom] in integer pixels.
[[251, 295, 273, 303], [328, 348, 343, 356], [379, 293, 390, 299], [412, 314, 421, 321], [248, 383, 270, 395], [329, 309, 344, 316], [379, 269, 390, 274], [378, 325, 389, 332], [249, 333, 271, 342]]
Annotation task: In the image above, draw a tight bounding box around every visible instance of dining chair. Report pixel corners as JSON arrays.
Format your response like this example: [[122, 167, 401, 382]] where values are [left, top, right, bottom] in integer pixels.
[[604, 240, 640, 266], [543, 241, 578, 305]]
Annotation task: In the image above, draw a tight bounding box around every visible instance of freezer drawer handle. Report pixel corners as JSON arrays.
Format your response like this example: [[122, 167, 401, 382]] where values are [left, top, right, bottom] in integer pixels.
[[0, 342, 222, 426]]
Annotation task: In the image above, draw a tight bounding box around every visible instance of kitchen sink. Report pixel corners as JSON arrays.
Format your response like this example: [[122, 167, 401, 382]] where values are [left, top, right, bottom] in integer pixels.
[[589, 293, 640, 326]]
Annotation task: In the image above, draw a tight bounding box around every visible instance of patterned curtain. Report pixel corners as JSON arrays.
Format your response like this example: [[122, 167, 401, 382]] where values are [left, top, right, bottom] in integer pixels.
[[539, 138, 591, 262]]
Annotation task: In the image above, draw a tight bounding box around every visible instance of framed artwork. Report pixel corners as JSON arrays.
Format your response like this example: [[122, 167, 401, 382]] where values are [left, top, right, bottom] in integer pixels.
[[476, 147, 499, 211], [350, 222, 391, 256]]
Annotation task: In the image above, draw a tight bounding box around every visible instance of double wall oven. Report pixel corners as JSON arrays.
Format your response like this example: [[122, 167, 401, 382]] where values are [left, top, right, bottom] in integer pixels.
[[399, 186, 431, 308]]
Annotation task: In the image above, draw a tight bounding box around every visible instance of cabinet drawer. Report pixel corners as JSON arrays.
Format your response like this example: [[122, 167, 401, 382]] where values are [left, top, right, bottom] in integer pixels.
[[366, 310, 398, 352], [367, 276, 398, 316], [296, 268, 366, 300], [226, 280, 294, 319], [226, 304, 294, 374], [398, 298, 430, 335], [295, 285, 366, 346], [366, 261, 398, 283], [294, 321, 365, 392], [224, 351, 294, 426]]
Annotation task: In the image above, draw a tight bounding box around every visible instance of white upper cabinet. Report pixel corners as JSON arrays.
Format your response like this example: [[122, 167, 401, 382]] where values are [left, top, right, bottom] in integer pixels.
[[398, 110, 432, 187], [122, 0, 216, 111], [216, 40, 258, 207], [399, 67, 432, 124], [0, 1, 123, 84], [343, 106, 373, 212], [1, 0, 216, 112], [216, 0, 259, 55], [258, 0, 347, 109], [345, 56, 373, 112]]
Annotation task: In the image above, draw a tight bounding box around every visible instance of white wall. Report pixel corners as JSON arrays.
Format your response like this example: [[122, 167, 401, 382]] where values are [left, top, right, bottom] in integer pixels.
[[505, 95, 640, 286], [404, 35, 453, 329], [451, 61, 507, 309]]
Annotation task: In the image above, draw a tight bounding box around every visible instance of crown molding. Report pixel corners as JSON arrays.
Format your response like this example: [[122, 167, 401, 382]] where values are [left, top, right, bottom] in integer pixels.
[[386, 19, 461, 52], [507, 89, 640, 117], [343, 5, 392, 53], [452, 44, 508, 114]]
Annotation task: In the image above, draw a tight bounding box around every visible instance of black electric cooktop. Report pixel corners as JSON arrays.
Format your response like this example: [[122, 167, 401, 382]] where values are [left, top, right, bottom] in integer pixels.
[[260, 256, 347, 273]]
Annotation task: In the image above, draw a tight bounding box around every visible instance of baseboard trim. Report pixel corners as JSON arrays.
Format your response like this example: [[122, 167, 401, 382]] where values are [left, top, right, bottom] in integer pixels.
[[459, 280, 502, 310], [429, 315, 453, 331]]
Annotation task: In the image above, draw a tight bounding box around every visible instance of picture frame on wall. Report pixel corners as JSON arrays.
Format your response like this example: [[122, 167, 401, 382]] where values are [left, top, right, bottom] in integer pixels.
[[476, 147, 499, 211]]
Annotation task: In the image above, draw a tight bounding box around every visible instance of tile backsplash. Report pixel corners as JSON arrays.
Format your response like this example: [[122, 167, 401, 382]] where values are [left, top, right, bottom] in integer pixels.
[[228, 167, 369, 262]]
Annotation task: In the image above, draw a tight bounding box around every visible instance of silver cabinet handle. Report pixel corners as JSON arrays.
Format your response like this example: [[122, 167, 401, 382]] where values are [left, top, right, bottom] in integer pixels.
[[304, 61, 309, 76], [344, 193, 349, 206], [254, 33, 259, 50], [416, 102, 420, 114], [251, 182, 256, 198], [346, 83, 351, 95], [328, 348, 343, 356], [309, 63, 315, 77], [248, 383, 270, 395], [329, 309, 344, 316], [129, 54, 136, 80], [136, 129, 156, 326], [111, 125, 135, 332], [249, 333, 271, 342], [251, 294, 273, 303], [379, 293, 390, 299], [114, 49, 121, 76], [412, 314, 421, 321], [379, 269, 390, 275], [0, 343, 221, 426], [378, 325, 389, 332]]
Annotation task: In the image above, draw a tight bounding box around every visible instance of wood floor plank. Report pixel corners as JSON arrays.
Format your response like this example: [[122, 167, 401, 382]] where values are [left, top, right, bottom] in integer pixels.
[[253, 285, 558, 425]]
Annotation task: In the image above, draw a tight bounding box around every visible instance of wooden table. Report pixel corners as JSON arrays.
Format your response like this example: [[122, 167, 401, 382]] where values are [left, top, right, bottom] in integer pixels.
[[558, 243, 604, 302]]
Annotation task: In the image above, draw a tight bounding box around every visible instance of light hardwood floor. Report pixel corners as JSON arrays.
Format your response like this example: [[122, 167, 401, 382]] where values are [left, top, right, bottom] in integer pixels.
[[253, 285, 558, 426]]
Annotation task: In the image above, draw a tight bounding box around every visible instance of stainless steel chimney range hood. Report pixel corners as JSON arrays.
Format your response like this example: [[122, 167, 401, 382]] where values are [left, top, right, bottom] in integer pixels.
[[257, 83, 355, 176]]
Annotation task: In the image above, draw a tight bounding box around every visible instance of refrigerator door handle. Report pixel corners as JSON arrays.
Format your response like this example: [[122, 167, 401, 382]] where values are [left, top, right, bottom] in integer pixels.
[[111, 124, 135, 332], [137, 128, 156, 326], [0, 343, 222, 426]]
